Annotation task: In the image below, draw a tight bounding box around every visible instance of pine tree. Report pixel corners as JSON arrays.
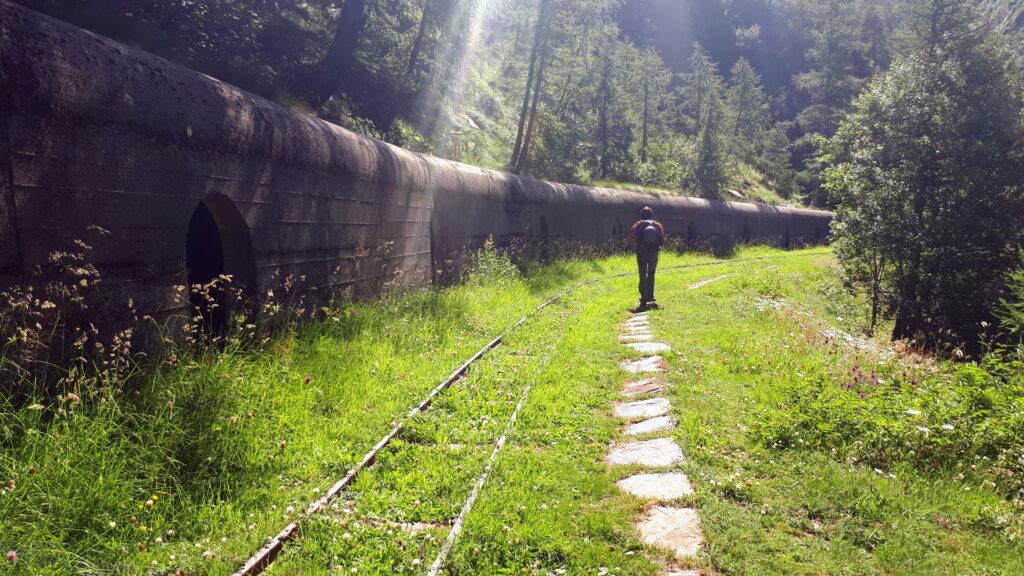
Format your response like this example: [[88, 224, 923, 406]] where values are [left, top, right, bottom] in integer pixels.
[[728, 57, 769, 163], [686, 44, 730, 198]]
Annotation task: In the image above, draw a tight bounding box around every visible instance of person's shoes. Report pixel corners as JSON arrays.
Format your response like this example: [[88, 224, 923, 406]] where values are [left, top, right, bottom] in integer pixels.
[[632, 302, 649, 313], [647, 300, 659, 309]]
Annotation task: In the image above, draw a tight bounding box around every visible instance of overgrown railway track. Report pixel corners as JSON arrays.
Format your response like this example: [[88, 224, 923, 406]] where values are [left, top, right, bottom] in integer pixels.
[[233, 250, 828, 576]]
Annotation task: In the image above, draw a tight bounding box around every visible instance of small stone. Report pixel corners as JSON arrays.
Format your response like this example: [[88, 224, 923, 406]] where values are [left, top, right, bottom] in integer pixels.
[[616, 473, 693, 499], [624, 416, 675, 436], [624, 321, 651, 330], [637, 506, 704, 559], [621, 356, 667, 373], [622, 378, 664, 396], [607, 438, 684, 467], [626, 342, 671, 354], [614, 398, 670, 421], [619, 333, 654, 342]]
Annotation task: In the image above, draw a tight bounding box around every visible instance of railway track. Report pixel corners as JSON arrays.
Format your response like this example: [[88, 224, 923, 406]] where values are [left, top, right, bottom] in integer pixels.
[[233, 250, 828, 575]]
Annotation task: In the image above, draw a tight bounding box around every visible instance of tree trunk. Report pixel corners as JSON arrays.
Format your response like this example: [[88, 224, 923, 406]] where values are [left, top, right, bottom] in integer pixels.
[[641, 76, 650, 163], [307, 0, 370, 106], [515, 52, 547, 174], [406, 0, 434, 76], [510, 0, 552, 170], [596, 55, 611, 179]]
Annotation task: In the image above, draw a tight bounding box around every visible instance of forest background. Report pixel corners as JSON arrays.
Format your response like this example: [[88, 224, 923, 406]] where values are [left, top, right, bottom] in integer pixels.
[[17, 0, 1024, 207]]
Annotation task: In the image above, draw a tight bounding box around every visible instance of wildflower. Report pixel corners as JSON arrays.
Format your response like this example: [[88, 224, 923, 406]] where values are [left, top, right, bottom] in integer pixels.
[[227, 415, 239, 425], [305, 375, 312, 384], [145, 499, 155, 510], [6, 551, 16, 563], [906, 409, 922, 416], [278, 440, 287, 450], [155, 537, 163, 544], [108, 521, 117, 529], [942, 424, 955, 431], [285, 506, 295, 516], [916, 426, 930, 434]]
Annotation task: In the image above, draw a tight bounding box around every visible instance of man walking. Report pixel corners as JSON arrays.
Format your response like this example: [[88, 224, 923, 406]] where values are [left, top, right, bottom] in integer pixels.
[[628, 206, 665, 310]]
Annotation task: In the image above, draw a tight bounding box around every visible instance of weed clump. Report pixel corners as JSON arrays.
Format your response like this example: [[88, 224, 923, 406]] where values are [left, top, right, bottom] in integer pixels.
[[466, 238, 522, 287]]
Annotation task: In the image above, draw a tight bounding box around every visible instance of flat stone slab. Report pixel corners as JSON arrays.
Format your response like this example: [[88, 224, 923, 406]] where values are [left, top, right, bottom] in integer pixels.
[[606, 438, 684, 467], [623, 378, 664, 396], [638, 506, 705, 559], [624, 319, 651, 328], [617, 472, 693, 499], [689, 274, 733, 290], [614, 398, 671, 420], [619, 333, 654, 342], [626, 342, 672, 354], [663, 571, 701, 576], [630, 314, 650, 322], [625, 416, 676, 436], [621, 356, 667, 373]]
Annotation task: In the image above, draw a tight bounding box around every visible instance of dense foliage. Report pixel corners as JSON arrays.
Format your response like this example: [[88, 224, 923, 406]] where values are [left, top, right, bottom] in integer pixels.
[[824, 0, 1024, 354], [30, 0, 1017, 203]]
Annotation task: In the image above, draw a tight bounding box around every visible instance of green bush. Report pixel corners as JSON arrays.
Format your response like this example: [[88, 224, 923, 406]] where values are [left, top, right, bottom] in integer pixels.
[[751, 354, 1024, 502]]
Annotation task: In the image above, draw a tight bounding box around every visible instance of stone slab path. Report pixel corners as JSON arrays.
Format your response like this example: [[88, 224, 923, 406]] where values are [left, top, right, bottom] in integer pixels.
[[626, 342, 673, 354], [607, 437, 685, 467], [614, 398, 671, 420], [622, 378, 664, 396], [616, 473, 693, 499], [625, 416, 676, 436], [621, 356, 667, 373], [608, 310, 709, 574], [637, 507, 704, 558]]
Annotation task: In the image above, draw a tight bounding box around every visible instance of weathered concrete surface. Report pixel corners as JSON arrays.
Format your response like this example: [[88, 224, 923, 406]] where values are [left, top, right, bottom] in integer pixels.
[[621, 356, 668, 373], [625, 416, 676, 436], [637, 506, 705, 559], [614, 398, 671, 420], [626, 342, 672, 354], [617, 473, 693, 499], [620, 333, 654, 343], [607, 438, 684, 467], [623, 378, 664, 396], [0, 1, 833, 330]]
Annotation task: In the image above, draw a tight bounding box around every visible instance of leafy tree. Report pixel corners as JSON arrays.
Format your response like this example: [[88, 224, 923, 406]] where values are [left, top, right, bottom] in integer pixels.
[[824, 0, 1024, 354]]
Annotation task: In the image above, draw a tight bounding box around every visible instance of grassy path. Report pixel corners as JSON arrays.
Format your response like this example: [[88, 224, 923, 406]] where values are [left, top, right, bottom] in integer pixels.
[[4, 247, 1022, 575]]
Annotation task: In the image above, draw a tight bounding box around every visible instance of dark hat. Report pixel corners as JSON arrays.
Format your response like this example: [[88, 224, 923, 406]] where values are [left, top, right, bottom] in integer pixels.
[[640, 206, 654, 218]]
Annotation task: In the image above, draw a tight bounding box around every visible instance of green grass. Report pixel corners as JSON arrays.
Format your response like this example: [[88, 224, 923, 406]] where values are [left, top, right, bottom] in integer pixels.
[[2, 247, 1022, 575]]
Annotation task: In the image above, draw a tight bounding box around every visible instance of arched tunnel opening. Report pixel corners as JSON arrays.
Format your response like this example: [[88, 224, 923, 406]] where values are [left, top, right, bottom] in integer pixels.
[[185, 194, 256, 335]]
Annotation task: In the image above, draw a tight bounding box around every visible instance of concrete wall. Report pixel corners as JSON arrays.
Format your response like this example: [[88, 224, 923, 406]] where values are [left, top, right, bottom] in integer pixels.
[[0, 1, 831, 324]]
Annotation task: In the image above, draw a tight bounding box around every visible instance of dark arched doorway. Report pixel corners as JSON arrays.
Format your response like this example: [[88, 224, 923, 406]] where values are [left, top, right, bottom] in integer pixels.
[[185, 193, 256, 335]]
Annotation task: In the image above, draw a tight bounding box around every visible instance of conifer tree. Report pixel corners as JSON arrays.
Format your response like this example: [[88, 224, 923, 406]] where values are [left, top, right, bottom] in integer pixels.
[[728, 57, 769, 163], [686, 43, 730, 198]]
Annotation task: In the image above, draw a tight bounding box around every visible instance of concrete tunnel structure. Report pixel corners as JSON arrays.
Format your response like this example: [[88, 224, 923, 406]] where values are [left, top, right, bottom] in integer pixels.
[[0, 1, 832, 330]]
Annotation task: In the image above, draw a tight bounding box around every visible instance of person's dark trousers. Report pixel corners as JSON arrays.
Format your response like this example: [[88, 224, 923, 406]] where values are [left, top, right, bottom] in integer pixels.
[[636, 250, 659, 304]]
